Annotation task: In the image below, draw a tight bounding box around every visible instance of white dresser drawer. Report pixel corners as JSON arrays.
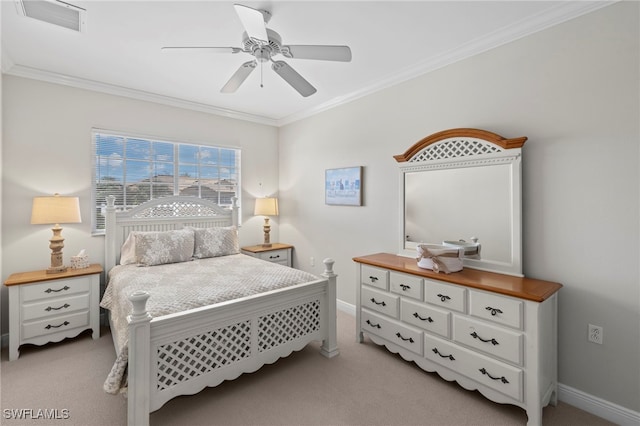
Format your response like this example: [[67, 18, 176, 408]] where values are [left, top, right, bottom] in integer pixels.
[[361, 265, 389, 290], [21, 277, 89, 302], [22, 293, 90, 321], [400, 298, 450, 338], [257, 249, 289, 264], [453, 316, 523, 365], [361, 286, 399, 318], [362, 309, 423, 356], [425, 279, 466, 313], [424, 334, 523, 401], [22, 310, 90, 340], [390, 272, 423, 300], [469, 290, 523, 329]]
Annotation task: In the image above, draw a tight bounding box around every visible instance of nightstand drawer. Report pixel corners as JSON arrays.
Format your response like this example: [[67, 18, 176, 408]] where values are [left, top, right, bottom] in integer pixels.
[[22, 293, 90, 321], [21, 277, 89, 302], [257, 248, 289, 264], [22, 310, 90, 340]]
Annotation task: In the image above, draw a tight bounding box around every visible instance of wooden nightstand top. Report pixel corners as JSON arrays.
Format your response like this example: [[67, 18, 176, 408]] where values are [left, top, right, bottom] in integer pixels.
[[4, 264, 103, 286], [241, 243, 293, 254]]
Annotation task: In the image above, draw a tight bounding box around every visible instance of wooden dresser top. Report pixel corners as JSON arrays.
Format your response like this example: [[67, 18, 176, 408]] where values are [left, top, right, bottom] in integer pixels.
[[353, 253, 561, 302]]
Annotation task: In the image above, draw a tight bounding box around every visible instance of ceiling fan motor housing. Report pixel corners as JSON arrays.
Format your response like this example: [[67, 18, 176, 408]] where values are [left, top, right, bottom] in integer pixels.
[[242, 29, 285, 61]]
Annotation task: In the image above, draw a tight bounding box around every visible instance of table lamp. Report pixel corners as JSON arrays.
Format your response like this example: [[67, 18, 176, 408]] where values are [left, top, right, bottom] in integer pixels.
[[254, 197, 278, 247], [31, 193, 82, 274]]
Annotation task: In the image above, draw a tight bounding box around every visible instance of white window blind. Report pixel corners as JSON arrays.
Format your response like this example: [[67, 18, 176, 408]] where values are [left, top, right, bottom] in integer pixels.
[[92, 130, 241, 234]]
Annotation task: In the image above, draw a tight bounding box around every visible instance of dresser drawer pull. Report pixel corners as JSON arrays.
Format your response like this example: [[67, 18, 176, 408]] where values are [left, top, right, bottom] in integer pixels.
[[436, 294, 451, 302], [44, 286, 70, 294], [485, 306, 503, 316], [45, 321, 70, 330], [470, 332, 499, 346], [268, 255, 281, 259], [413, 312, 434, 323], [432, 348, 455, 361], [479, 368, 509, 384], [399, 284, 411, 291], [45, 303, 70, 312], [365, 320, 381, 329], [370, 298, 386, 307], [395, 332, 414, 343], [368, 276, 379, 282]]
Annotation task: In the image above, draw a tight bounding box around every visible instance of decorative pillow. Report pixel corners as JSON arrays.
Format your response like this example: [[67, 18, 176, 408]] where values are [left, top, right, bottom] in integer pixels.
[[121, 229, 195, 266], [191, 226, 239, 259]]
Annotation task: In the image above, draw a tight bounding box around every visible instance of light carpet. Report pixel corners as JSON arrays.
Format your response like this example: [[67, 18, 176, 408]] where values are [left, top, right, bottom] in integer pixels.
[[0, 310, 613, 425]]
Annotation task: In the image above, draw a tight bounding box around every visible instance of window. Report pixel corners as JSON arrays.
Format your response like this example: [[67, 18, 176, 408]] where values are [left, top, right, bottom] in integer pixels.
[[92, 130, 240, 234]]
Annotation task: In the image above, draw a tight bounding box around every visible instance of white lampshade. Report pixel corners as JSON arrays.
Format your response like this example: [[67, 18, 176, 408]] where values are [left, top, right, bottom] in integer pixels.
[[31, 194, 82, 225], [254, 197, 279, 216]]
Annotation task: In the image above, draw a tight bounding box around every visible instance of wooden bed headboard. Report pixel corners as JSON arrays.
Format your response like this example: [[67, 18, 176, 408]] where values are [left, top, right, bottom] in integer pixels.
[[104, 195, 239, 272]]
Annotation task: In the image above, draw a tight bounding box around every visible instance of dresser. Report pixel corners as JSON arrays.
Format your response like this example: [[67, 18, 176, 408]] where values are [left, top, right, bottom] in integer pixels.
[[241, 243, 293, 267], [354, 253, 562, 426], [5, 264, 102, 361]]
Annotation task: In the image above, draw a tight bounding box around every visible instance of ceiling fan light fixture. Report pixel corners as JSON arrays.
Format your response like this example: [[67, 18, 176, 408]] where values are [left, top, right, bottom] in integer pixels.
[[15, 0, 86, 33]]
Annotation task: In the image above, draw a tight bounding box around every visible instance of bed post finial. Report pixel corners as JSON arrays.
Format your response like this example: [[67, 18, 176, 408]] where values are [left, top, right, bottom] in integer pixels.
[[231, 196, 239, 227], [128, 290, 151, 426], [321, 258, 339, 358]]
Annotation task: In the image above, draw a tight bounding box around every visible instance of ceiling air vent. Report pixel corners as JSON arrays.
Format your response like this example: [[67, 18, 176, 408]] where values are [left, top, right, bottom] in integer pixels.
[[16, 0, 86, 32]]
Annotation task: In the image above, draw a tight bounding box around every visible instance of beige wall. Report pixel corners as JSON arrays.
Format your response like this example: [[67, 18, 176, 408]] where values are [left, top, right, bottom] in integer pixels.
[[1, 75, 280, 335], [278, 2, 639, 413]]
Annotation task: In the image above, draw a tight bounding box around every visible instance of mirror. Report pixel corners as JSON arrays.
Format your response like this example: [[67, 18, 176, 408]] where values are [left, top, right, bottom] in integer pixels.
[[396, 128, 526, 276]]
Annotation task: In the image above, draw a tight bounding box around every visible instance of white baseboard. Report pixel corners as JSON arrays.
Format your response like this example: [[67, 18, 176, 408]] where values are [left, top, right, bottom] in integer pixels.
[[558, 383, 640, 426], [338, 300, 640, 425]]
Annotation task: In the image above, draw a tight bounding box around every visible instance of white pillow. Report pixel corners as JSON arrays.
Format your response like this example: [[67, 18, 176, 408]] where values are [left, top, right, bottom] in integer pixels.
[[190, 226, 239, 259], [119, 229, 195, 266]]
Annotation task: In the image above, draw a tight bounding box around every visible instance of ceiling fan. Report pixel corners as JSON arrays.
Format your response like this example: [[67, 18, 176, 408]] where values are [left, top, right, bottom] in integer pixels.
[[162, 4, 352, 97]]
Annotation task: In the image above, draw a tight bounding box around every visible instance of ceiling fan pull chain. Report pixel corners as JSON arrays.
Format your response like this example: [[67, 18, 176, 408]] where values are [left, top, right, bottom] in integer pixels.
[[260, 61, 264, 88]]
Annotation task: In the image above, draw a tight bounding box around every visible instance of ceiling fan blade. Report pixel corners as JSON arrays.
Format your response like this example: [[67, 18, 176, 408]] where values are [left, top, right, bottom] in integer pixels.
[[271, 60, 317, 97], [161, 46, 243, 54], [283, 45, 352, 62], [234, 4, 268, 44], [221, 60, 257, 93]]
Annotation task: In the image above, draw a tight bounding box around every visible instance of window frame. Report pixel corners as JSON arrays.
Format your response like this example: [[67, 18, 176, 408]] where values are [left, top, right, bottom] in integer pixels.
[[91, 129, 241, 235]]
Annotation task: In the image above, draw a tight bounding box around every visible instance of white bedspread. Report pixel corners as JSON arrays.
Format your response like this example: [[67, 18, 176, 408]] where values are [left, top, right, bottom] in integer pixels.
[[100, 253, 320, 394]]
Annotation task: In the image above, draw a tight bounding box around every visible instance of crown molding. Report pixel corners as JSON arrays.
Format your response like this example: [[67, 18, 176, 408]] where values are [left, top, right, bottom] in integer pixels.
[[2, 1, 616, 128], [3, 64, 278, 126], [276, 1, 617, 126]]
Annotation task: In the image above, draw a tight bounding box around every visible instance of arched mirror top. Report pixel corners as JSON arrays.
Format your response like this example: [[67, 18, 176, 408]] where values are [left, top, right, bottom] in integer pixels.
[[396, 128, 527, 276]]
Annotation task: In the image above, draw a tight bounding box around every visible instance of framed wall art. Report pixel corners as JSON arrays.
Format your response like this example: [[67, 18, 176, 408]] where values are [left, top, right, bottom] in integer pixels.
[[325, 166, 362, 206]]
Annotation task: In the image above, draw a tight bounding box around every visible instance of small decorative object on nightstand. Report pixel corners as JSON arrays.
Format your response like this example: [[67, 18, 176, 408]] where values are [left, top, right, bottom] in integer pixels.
[[4, 264, 102, 361], [241, 243, 293, 267]]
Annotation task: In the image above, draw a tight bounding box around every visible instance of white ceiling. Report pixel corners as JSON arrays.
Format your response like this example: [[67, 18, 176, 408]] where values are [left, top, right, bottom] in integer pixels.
[[1, 1, 613, 126]]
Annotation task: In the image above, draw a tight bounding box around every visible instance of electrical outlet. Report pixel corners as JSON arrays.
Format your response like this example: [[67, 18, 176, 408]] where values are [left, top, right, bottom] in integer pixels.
[[310, 256, 315, 267], [588, 324, 603, 344]]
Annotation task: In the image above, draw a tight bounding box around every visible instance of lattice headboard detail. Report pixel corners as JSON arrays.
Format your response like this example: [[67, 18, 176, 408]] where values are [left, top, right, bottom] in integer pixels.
[[394, 128, 527, 164], [104, 195, 239, 272]]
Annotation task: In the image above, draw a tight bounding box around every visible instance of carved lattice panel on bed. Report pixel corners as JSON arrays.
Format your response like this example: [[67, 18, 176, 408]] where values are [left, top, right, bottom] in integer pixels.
[[258, 299, 321, 352], [156, 320, 252, 391]]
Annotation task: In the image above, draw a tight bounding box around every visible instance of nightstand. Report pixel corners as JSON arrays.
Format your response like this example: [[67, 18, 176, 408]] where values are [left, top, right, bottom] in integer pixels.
[[4, 264, 102, 361], [241, 243, 293, 267]]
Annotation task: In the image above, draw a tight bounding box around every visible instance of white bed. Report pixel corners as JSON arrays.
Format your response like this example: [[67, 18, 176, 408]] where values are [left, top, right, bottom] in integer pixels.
[[100, 195, 338, 426]]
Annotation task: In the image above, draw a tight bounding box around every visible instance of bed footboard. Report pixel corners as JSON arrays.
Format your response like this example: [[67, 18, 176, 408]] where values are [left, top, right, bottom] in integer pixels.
[[127, 259, 338, 426]]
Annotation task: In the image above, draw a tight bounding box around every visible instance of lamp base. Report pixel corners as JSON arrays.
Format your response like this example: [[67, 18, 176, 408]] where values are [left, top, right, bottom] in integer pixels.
[[261, 243, 273, 248], [46, 265, 68, 274]]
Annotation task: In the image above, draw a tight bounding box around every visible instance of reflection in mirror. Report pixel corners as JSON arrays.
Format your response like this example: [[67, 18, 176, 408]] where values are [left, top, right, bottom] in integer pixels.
[[396, 128, 526, 276], [404, 164, 511, 264]]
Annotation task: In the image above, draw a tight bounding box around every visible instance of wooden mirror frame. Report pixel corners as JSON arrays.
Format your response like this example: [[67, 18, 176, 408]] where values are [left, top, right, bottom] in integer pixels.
[[395, 128, 527, 276]]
